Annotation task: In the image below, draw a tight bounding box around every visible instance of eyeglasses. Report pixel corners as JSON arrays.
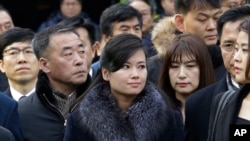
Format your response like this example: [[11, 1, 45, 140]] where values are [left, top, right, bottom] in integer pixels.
[[220, 43, 235, 52], [3, 48, 35, 58]]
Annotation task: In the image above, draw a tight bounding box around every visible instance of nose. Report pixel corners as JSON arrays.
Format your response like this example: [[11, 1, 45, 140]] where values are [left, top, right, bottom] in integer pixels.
[[207, 19, 216, 30], [178, 66, 186, 79], [73, 52, 86, 66], [233, 49, 241, 63], [17, 51, 28, 63], [131, 67, 139, 79]]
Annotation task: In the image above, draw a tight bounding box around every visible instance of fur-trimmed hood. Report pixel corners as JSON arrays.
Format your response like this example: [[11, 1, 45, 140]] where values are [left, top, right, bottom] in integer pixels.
[[151, 16, 177, 56], [74, 82, 173, 141]]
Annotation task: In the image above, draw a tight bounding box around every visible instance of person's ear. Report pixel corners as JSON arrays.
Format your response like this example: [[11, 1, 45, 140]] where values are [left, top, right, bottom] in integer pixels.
[[0, 60, 5, 73], [174, 14, 185, 33], [104, 34, 111, 43], [39, 58, 50, 73], [91, 41, 100, 58], [101, 67, 110, 81]]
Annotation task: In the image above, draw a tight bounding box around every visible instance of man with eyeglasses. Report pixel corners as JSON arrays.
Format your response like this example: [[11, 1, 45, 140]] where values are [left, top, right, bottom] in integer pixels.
[[185, 6, 250, 141], [0, 27, 39, 101]]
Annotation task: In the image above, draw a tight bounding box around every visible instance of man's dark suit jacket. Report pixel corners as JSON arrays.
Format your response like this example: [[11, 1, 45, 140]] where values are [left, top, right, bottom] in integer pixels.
[[0, 92, 23, 141], [185, 75, 228, 141]]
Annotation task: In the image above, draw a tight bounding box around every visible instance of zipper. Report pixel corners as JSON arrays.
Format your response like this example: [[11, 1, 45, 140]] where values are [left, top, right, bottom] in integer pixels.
[[42, 93, 66, 125]]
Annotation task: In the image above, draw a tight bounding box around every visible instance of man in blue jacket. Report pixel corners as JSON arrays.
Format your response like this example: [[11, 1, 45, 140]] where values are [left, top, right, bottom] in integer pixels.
[[0, 92, 23, 141]]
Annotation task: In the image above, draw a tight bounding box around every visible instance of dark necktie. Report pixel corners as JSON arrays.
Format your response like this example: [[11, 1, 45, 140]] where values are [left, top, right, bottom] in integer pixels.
[[19, 96, 26, 101]]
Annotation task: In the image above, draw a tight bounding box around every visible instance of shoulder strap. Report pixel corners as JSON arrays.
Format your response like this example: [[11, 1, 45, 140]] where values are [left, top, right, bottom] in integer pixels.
[[209, 90, 235, 140]]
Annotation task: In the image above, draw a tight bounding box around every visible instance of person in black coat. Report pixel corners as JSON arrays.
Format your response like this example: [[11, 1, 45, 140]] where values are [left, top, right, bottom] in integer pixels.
[[0, 92, 23, 141], [207, 17, 250, 141], [185, 6, 250, 141], [174, 0, 226, 82], [0, 27, 39, 101], [64, 34, 184, 141], [18, 24, 91, 141]]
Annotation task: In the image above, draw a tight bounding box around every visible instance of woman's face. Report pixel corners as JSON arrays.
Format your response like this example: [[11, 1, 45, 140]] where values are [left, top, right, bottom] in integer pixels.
[[169, 53, 200, 96], [102, 49, 147, 99], [234, 31, 250, 84]]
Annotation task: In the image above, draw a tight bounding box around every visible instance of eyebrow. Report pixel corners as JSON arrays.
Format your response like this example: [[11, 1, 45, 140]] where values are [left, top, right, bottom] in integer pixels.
[[221, 40, 235, 43], [120, 23, 140, 28], [4, 21, 12, 24], [171, 60, 196, 63], [197, 10, 222, 17], [62, 43, 84, 50], [125, 61, 146, 64], [240, 43, 248, 47], [5, 46, 32, 50]]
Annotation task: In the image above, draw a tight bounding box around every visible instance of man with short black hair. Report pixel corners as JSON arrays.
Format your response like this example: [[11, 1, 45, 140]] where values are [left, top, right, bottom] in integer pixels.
[[18, 24, 91, 141], [0, 27, 39, 101], [185, 6, 250, 141], [92, 3, 143, 79]]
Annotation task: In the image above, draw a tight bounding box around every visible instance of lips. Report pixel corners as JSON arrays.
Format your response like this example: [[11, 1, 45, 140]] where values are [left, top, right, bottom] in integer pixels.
[[205, 35, 217, 40], [128, 82, 141, 87], [177, 83, 188, 87], [73, 70, 87, 75], [234, 66, 242, 74], [16, 67, 29, 71]]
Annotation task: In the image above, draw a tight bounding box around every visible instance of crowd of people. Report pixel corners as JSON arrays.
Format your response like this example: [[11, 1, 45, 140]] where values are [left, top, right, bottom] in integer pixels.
[[0, 0, 249, 141]]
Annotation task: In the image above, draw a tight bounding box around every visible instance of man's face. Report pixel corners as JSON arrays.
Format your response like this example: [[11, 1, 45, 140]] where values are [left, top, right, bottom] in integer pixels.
[[41, 32, 88, 88], [0, 41, 39, 85], [60, 0, 82, 18], [220, 20, 244, 79], [161, 0, 175, 16], [112, 17, 142, 39], [129, 1, 153, 34], [182, 7, 222, 46], [75, 27, 94, 72], [0, 11, 14, 34], [221, 0, 243, 13]]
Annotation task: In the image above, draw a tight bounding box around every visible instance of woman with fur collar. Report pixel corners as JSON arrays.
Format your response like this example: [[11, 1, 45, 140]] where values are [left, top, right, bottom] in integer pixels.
[[63, 34, 184, 141]]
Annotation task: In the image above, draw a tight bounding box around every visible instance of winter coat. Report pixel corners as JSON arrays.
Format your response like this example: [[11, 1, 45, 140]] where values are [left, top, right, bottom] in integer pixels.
[[18, 72, 91, 141], [148, 17, 177, 84], [0, 93, 23, 141], [185, 75, 228, 141], [64, 82, 184, 141], [207, 83, 250, 141]]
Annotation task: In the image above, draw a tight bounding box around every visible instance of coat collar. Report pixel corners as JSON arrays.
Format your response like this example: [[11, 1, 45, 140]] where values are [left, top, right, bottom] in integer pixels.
[[36, 71, 91, 106], [75, 82, 171, 141]]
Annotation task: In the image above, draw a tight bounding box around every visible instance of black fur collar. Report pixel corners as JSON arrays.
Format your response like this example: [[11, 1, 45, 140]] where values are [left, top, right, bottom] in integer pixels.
[[75, 82, 170, 141]]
